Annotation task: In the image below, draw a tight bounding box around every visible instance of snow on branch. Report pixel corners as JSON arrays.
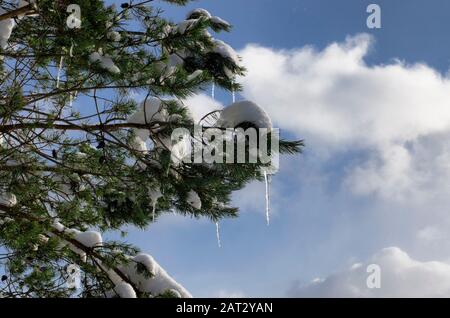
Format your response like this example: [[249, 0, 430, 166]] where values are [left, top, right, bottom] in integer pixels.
[[217, 101, 273, 130], [0, 8, 15, 49], [89, 50, 121, 74], [51, 220, 192, 298], [0, 197, 192, 298]]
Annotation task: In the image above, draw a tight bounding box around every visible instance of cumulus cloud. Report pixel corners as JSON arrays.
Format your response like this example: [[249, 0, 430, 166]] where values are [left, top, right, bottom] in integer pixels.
[[288, 247, 450, 297], [417, 226, 446, 242], [183, 93, 223, 124], [240, 34, 450, 147], [239, 34, 450, 202]]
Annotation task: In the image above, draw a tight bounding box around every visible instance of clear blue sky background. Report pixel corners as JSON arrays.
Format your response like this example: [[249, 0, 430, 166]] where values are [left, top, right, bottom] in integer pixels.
[[105, 0, 450, 297]]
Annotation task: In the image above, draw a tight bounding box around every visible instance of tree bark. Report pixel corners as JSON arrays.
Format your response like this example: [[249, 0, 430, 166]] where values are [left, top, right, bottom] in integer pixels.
[[0, 5, 35, 22]]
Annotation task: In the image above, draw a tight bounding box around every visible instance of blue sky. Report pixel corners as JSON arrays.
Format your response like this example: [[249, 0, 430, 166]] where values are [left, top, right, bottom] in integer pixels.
[[156, 0, 450, 70], [106, 0, 450, 297]]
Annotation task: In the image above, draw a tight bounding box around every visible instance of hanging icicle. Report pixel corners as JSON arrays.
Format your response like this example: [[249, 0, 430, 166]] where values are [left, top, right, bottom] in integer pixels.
[[149, 187, 163, 222], [68, 90, 79, 108], [215, 222, 222, 248], [231, 79, 236, 103], [69, 42, 74, 58], [211, 82, 215, 99], [263, 170, 271, 226], [56, 56, 64, 89], [65, 43, 75, 106]]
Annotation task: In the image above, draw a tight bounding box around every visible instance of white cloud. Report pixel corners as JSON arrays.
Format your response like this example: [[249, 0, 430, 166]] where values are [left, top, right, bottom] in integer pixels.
[[417, 226, 445, 242], [288, 247, 450, 297], [183, 94, 223, 124], [239, 34, 450, 202], [127, 92, 223, 125]]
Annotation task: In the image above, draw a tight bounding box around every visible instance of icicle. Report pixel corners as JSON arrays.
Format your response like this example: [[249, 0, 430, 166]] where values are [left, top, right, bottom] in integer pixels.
[[152, 202, 156, 222], [215, 222, 222, 248], [68, 90, 78, 108], [69, 43, 74, 58], [56, 56, 64, 89], [211, 82, 215, 99], [149, 187, 162, 222], [263, 170, 271, 226], [232, 89, 236, 103]]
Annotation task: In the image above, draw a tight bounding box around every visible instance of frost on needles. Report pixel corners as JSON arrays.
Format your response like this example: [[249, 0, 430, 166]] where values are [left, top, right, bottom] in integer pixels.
[[0, 0, 302, 298]]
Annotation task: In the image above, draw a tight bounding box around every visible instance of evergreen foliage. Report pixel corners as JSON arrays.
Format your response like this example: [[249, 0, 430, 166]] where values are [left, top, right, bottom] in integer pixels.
[[0, 0, 302, 297]]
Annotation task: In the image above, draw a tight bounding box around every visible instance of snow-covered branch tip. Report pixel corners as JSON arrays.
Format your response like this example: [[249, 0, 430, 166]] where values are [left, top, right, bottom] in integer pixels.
[[0, 196, 191, 298], [51, 220, 193, 298]]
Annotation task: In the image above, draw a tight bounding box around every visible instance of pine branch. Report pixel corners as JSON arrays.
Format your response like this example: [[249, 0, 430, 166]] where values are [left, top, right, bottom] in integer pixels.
[[0, 203, 140, 296], [279, 139, 305, 155], [0, 4, 36, 22], [0, 0, 303, 297], [0, 163, 110, 177], [0, 122, 164, 133]]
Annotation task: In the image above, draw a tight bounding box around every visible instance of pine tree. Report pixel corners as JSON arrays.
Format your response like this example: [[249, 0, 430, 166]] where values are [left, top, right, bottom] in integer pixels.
[[0, 0, 302, 298]]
